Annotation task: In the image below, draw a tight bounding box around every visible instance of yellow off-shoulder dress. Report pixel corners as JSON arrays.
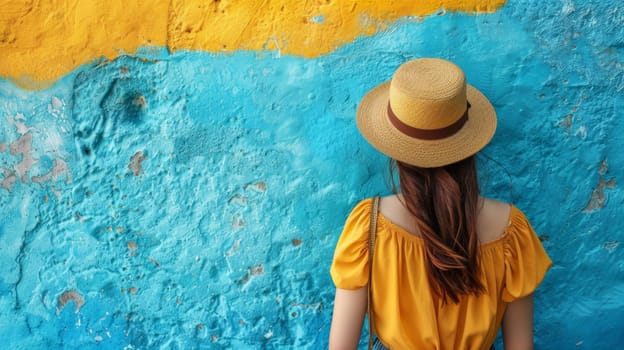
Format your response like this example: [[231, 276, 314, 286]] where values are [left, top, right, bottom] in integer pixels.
[[330, 198, 552, 350]]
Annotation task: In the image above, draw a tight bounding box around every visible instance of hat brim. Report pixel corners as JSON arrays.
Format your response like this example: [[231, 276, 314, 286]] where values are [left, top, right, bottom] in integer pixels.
[[356, 81, 497, 168]]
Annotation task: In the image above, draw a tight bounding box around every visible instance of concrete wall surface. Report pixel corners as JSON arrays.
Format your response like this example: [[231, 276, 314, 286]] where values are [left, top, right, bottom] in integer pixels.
[[0, 0, 622, 349]]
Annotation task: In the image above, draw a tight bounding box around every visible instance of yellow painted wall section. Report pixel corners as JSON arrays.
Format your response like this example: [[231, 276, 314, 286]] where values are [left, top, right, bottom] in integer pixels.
[[0, 0, 505, 87]]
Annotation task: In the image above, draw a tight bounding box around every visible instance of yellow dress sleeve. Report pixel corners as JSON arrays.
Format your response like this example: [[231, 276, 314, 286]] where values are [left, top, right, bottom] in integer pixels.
[[330, 199, 373, 290], [502, 207, 553, 302]]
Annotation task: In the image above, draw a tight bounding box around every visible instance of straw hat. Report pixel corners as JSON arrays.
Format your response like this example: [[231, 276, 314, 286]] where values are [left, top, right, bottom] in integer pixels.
[[356, 58, 497, 168]]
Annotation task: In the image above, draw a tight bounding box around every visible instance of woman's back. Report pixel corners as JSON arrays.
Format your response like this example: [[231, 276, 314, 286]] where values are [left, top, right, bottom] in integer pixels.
[[330, 198, 551, 349]]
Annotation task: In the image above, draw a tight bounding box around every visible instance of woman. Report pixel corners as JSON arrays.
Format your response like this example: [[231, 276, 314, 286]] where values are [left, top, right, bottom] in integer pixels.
[[329, 58, 552, 350]]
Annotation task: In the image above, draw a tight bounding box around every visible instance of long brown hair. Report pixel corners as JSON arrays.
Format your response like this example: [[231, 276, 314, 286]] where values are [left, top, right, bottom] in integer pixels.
[[391, 155, 484, 303]]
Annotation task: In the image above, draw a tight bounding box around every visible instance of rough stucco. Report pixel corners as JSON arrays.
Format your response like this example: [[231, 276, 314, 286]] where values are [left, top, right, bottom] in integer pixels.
[[0, 0, 505, 87], [1, 0, 623, 349]]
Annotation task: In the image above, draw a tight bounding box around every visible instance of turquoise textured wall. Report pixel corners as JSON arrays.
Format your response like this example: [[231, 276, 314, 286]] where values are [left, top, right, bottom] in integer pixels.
[[1, 1, 623, 349]]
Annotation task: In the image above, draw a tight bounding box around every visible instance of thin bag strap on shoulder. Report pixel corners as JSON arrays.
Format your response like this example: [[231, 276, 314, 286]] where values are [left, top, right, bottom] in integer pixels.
[[367, 196, 380, 350]]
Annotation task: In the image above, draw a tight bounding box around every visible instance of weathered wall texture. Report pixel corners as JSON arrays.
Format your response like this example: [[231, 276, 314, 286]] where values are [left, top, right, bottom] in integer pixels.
[[0, 0, 623, 349], [0, 0, 504, 88]]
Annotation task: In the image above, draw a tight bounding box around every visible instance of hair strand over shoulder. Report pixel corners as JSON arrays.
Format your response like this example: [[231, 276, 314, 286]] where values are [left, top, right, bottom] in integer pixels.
[[391, 156, 485, 303]]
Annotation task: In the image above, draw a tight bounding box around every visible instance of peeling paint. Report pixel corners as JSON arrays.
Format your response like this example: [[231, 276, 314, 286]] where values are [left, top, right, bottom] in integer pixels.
[[50, 96, 64, 111], [3, 114, 71, 189], [32, 158, 71, 184], [558, 114, 572, 131], [583, 161, 617, 212], [574, 125, 587, 138], [245, 181, 267, 193], [231, 215, 245, 231], [127, 241, 137, 251], [57, 290, 85, 315], [128, 151, 146, 176], [226, 239, 241, 257], [148, 257, 161, 268], [1, 168, 17, 190], [0, 111, 72, 190], [9, 132, 37, 183], [6, 114, 31, 135], [603, 241, 618, 253], [599, 160, 608, 175], [228, 194, 248, 206], [583, 177, 616, 212], [239, 263, 264, 285]]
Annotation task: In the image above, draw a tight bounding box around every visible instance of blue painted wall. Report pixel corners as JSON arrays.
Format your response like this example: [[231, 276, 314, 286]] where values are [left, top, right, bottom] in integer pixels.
[[1, 1, 623, 348]]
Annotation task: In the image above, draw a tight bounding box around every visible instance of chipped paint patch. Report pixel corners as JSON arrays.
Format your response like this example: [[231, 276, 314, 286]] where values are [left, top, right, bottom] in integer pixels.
[[2, 113, 71, 190], [6, 114, 31, 135], [127, 241, 138, 251], [32, 159, 71, 183], [128, 151, 146, 176], [228, 194, 248, 206], [583, 177, 616, 212], [558, 114, 572, 131], [148, 257, 161, 268], [603, 241, 618, 253], [583, 161, 616, 212], [599, 160, 608, 175], [1, 168, 17, 190], [9, 132, 37, 182], [231, 215, 244, 231], [57, 290, 85, 315], [226, 239, 241, 257], [239, 263, 264, 285], [245, 181, 267, 193]]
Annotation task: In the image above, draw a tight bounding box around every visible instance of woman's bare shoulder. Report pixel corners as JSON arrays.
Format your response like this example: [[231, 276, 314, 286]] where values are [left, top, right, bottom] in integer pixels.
[[378, 194, 421, 235], [482, 197, 512, 212], [478, 197, 513, 243]]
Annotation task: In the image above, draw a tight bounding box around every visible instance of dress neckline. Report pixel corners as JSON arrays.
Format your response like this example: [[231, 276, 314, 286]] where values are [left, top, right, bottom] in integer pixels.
[[375, 204, 516, 248]]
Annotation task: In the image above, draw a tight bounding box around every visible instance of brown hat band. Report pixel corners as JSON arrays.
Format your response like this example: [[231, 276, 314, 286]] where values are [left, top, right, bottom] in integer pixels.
[[387, 102, 470, 140]]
